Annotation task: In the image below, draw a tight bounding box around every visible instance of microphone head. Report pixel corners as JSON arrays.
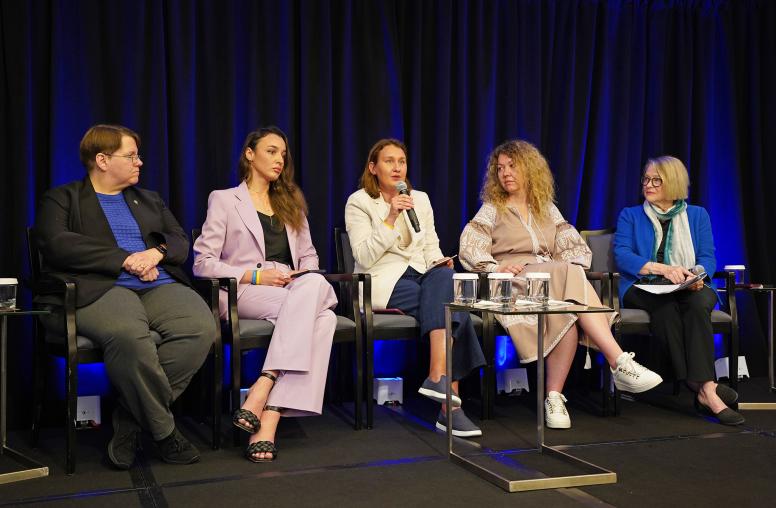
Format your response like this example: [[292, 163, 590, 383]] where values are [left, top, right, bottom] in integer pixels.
[[395, 181, 408, 193]]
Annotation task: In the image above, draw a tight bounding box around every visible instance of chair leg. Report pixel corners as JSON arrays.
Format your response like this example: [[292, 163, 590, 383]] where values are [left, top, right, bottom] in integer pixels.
[[232, 349, 242, 447], [365, 336, 374, 429], [601, 363, 612, 416], [31, 343, 45, 447], [65, 359, 78, 474], [354, 338, 363, 430], [481, 319, 496, 420], [211, 346, 222, 450]]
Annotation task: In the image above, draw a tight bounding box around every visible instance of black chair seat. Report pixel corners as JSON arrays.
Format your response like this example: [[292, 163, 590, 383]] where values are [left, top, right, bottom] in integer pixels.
[[619, 308, 732, 335], [234, 316, 358, 343], [234, 319, 274, 338]]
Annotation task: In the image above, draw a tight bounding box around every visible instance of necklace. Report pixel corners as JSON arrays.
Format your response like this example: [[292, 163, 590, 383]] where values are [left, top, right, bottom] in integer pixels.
[[512, 205, 552, 261]]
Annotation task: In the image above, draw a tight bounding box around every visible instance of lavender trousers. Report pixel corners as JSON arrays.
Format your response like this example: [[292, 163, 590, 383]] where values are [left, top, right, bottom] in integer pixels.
[[234, 266, 338, 417]]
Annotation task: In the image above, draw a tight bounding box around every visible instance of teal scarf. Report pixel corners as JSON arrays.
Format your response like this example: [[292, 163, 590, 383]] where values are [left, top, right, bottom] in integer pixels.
[[643, 199, 687, 266]]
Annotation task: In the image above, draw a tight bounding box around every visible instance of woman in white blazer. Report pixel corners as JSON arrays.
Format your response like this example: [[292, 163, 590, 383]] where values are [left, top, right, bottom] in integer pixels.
[[345, 138, 485, 437]]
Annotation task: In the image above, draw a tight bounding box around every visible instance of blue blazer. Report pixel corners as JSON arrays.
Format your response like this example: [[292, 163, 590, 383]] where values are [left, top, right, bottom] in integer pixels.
[[613, 204, 717, 302]]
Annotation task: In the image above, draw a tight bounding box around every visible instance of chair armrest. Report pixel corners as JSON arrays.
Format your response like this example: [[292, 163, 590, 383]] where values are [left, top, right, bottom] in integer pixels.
[[712, 271, 737, 313], [585, 270, 615, 309], [323, 273, 361, 320], [323, 273, 359, 284], [191, 277, 220, 313], [31, 276, 78, 356], [712, 271, 735, 287], [584, 271, 608, 281], [33, 276, 73, 296], [611, 273, 622, 312]]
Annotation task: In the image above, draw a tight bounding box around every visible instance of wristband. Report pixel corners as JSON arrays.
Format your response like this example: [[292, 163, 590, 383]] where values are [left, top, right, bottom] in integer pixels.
[[383, 220, 395, 230], [154, 243, 168, 256]]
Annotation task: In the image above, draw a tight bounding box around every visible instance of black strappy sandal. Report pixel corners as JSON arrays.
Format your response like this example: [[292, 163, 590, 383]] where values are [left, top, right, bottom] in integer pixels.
[[244, 405, 283, 463], [231, 371, 278, 434], [245, 441, 277, 463]]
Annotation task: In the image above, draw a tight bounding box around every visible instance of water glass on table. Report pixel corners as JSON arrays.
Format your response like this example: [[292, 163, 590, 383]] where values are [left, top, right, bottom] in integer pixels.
[[452, 273, 478, 304], [0, 278, 17, 311], [487, 273, 513, 306], [526, 272, 550, 305]]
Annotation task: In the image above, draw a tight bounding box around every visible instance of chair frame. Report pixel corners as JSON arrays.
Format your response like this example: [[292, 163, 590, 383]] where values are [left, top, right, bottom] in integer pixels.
[[27, 227, 222, 474], [334, 228, 491, 427], [580, 228, 740, 415], [191, 229, 364, 445]]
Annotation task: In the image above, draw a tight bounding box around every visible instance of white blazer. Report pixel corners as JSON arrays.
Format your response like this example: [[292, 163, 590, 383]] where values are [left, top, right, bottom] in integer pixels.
[[344, 188, 445, 309]]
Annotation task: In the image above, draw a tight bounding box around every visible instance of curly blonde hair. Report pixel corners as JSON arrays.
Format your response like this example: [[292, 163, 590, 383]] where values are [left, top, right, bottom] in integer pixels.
[[480, 139, 556, 221]]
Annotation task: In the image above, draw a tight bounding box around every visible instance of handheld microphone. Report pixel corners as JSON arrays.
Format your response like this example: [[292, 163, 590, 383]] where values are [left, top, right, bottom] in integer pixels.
[[395, 181, 421, 233]]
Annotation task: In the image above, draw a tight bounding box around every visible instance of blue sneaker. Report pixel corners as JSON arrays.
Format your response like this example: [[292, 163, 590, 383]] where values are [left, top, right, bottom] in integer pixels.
[[435, 409, 482, 438], [418, 376, 461, 407]]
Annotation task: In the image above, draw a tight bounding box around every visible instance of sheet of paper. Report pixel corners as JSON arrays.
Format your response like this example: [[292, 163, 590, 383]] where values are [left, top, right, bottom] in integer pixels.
[[633, 284, 681, 294], [634, 272, 705, 295]]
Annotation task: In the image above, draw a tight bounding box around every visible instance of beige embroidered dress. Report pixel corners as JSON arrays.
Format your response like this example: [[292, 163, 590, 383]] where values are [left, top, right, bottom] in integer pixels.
[[459, 202, 614, 363]]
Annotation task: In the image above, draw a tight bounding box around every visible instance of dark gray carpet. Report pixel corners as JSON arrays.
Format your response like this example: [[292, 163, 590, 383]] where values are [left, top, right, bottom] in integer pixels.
[[2, 377, 776, 507]]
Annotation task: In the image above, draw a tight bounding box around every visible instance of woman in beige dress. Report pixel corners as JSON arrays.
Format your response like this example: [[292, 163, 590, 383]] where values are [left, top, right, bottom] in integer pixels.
[[459, 139, 662, 429]]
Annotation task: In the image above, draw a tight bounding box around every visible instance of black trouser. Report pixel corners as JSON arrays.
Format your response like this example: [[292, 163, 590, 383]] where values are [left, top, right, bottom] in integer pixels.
[[623, 285, 718, 382]]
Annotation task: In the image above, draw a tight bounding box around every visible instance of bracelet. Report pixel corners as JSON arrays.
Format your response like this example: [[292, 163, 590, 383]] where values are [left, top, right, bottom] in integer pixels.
[[383, 220, 394, 230], [256, 269, 262, 285]]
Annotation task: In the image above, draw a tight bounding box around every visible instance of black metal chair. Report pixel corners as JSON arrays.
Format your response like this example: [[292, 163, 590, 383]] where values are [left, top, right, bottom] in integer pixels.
[[191, 229, 364, 445], [26, 227, 222, 474], [333, 228, 488, 428], [580, 228, 740, 414]]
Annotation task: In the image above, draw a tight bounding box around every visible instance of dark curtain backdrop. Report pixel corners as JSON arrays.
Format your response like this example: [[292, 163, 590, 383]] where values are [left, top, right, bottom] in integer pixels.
[[2, 0, 775, 426]]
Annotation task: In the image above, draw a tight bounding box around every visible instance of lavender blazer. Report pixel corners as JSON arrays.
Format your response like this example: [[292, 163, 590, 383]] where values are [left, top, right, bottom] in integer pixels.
[[192, 181, 320, 313]]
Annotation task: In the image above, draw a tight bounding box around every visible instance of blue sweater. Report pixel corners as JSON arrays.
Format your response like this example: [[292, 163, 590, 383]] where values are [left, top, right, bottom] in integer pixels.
[[613, 204, 717, 302], [96, 192, 173, 290]]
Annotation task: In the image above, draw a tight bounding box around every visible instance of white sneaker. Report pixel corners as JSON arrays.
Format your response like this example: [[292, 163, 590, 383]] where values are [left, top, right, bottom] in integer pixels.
[[611, 352, 663, 393], [544, 391, 571, 429]]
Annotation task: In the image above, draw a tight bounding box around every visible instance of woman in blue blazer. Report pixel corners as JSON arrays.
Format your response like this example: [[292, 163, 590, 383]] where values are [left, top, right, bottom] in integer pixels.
[[614, 156, 743, 425]]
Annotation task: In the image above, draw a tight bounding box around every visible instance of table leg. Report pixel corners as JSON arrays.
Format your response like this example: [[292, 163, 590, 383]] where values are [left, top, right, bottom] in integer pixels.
[[1, 315, 7, 448], [445, 306, 453, 456], [769, 291, 774, 392], [536, 313, 545, 450], [0, 315, 49, 484], [736, 290, 776, 410]]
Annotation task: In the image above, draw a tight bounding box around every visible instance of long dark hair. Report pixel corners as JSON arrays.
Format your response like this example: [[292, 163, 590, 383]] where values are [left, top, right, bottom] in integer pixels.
[[238, 126, 308, 231]]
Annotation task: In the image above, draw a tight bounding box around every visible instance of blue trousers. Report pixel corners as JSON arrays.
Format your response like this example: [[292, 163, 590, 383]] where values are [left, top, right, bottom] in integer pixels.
[[387, 266, 485, 381]]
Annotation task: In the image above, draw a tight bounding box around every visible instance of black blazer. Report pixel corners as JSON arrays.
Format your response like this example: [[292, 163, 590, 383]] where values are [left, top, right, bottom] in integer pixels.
[[34, 177, 191, 307]]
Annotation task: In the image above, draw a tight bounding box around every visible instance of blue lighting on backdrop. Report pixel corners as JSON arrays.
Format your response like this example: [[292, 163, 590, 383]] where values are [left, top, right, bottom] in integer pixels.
[[34, 0, 761, 401]]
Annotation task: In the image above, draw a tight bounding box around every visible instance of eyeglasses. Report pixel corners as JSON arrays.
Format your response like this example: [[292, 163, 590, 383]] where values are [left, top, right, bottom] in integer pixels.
[[102, 152, 142, 163], [641, 176, 663, 188]]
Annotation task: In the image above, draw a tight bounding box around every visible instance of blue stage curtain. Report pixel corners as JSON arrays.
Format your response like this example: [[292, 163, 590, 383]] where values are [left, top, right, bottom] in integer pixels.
[[2, 0, 775, 424]]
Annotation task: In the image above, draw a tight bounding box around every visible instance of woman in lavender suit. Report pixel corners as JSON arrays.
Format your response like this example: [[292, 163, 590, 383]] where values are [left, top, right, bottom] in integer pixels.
[[193, 126, 337, 462]]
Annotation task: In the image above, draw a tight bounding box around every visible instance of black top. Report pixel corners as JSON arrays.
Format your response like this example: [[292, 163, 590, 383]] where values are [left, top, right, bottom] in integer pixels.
[[258, 212, 293, 268], [655, 219, 671, 264]]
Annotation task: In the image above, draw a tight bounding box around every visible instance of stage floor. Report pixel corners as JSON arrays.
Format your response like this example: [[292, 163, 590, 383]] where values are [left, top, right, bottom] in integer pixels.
[[2, 377, 776, 507]]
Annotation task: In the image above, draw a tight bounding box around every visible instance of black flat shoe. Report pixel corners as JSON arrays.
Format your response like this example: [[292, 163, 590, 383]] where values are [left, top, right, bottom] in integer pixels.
[[695, 397, 745, 426], [716, 383, 738, 406]]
